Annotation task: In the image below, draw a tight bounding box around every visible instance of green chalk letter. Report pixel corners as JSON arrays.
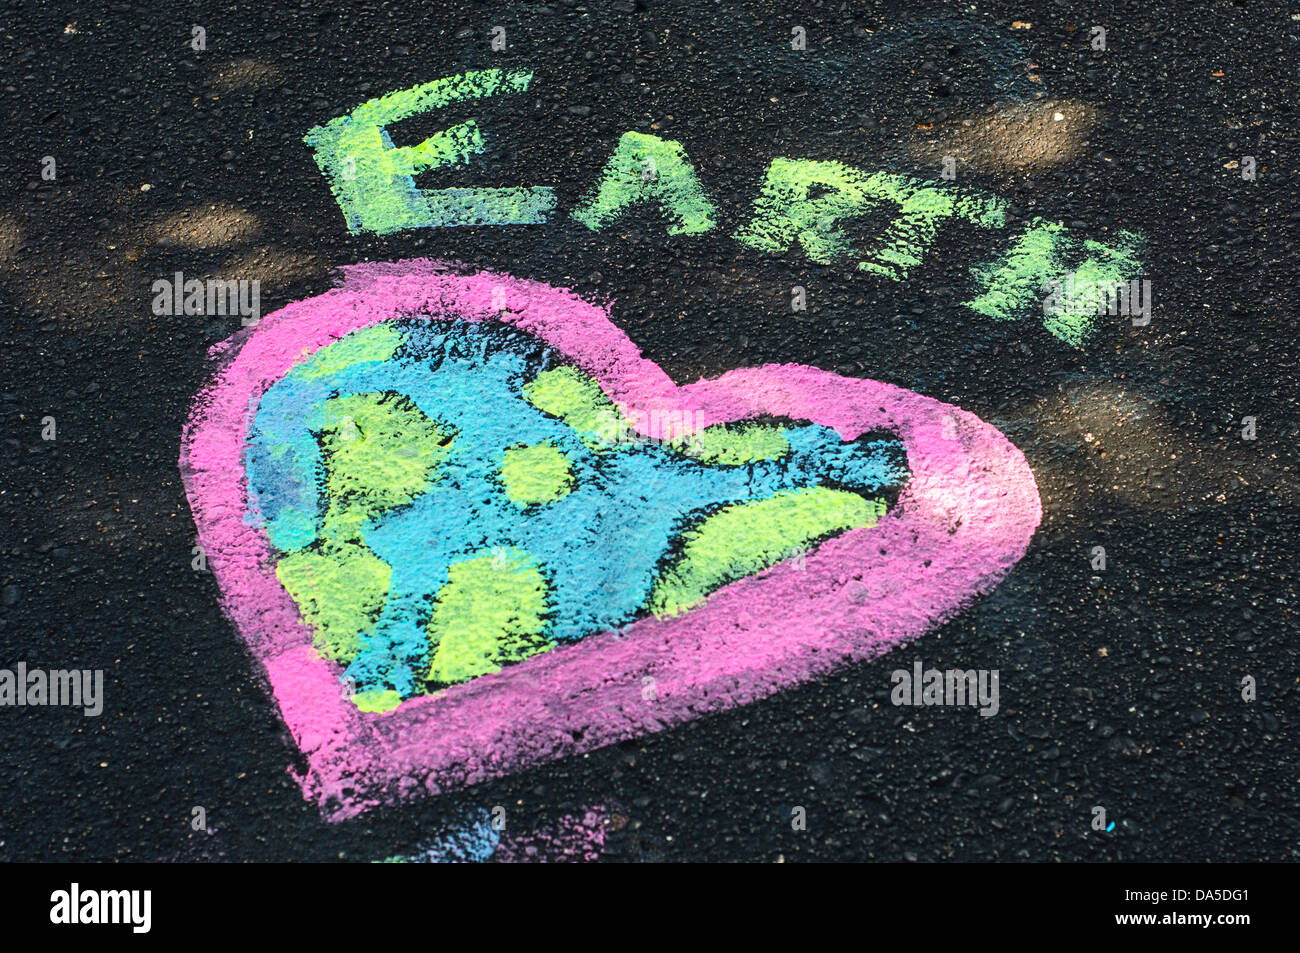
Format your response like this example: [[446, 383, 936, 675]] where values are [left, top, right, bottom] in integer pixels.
[[734, 158, 881, 264], [304, 69, 556, 234], [963, 218, 1144, 346], [737, 158, 1006, 279], [571, 132, 718, 234], [855, 177, 1006, 281]]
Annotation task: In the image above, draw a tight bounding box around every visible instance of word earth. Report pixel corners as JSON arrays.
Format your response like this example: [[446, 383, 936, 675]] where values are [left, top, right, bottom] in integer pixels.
[[306, 69, 1146, 347]]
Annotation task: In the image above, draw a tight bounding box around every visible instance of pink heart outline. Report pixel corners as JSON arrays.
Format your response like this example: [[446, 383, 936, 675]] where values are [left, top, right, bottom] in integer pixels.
[[180, 258, 1041, 821]]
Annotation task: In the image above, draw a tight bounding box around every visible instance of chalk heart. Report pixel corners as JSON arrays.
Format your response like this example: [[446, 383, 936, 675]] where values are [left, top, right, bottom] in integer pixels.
[[180, 259, 1041, 821]]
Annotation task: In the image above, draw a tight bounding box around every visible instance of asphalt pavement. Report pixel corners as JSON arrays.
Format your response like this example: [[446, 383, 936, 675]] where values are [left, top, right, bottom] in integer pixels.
[[0, 0, 1296, 862]]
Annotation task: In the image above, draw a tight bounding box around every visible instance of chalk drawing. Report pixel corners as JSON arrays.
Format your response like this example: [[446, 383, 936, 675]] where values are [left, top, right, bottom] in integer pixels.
[[964, 219, 1145, 347], [379, 806, 611, 863], [733, 159, 1007, 279], [730, 160, 1144, 343], [377, 810, 501, 863], [571, 132, 718, 234], [304, 69, 555, 234], [180, 259, 1041, 820], [244, 318, 904, 704], [304, 67, 1145, 345]]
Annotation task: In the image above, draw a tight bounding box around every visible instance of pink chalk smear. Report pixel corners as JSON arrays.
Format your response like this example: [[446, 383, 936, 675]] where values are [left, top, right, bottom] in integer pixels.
[[179, 259, 1041, 821]]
